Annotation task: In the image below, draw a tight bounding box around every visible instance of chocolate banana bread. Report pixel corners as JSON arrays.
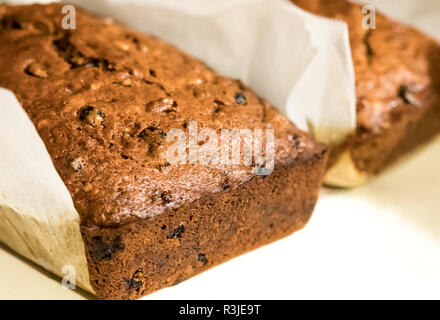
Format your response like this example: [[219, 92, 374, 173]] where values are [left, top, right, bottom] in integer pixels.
[[292, 0, 440, 187], [0, 3, 327, 299]]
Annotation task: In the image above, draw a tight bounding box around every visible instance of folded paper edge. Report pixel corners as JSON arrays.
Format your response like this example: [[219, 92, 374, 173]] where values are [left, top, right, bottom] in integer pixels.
[[0, 205, 93, 293]]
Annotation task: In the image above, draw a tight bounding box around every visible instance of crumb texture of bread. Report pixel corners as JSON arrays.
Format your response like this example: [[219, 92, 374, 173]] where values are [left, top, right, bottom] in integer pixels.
[[0, 3, 327, 299], [293, 0, 440, 186]]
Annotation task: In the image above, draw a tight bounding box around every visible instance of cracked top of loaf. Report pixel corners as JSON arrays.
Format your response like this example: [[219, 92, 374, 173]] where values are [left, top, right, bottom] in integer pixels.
[[0, 3, 325, 227]]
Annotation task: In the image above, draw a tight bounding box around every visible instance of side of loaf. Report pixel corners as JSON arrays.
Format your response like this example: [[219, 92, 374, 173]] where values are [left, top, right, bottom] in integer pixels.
[[0, 3, 327, 299], [292, 0, 440, 187]]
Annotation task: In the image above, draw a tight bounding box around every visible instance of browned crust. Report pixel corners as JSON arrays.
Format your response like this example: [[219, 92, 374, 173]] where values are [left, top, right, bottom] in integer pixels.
[[81, 154, 327, 300]]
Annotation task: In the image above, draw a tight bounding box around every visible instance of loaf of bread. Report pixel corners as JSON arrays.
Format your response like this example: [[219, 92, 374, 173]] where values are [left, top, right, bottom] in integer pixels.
[[0, 3, 327, 299], [292, 0, 440, 187]]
